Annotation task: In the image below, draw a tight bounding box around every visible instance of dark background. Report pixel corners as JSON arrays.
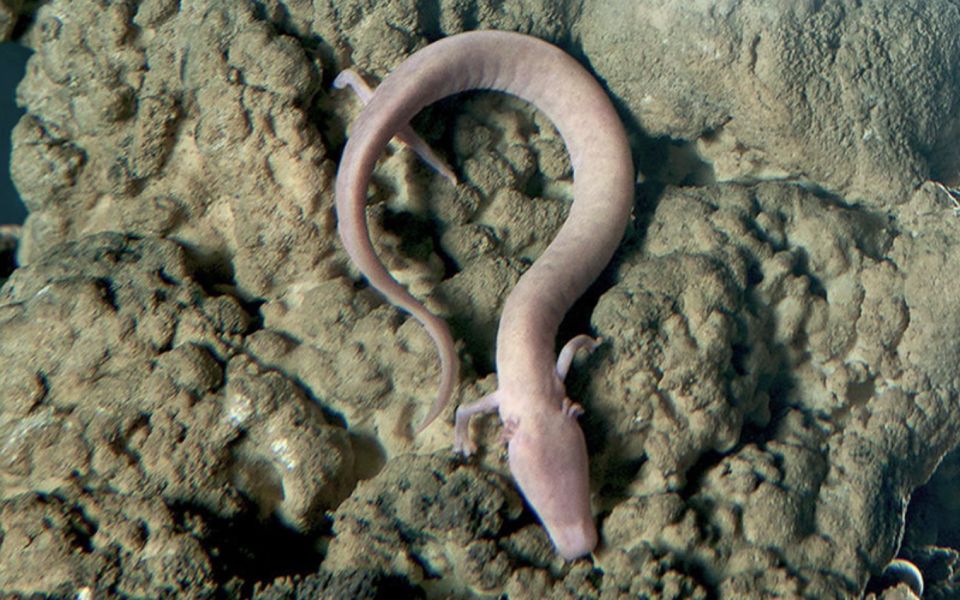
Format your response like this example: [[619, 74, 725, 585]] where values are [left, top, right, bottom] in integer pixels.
[[1, 42, 32, 225]]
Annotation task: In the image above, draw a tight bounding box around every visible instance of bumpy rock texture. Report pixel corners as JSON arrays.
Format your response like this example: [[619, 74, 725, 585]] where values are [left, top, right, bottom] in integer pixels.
[[2, 0, 959, 597]]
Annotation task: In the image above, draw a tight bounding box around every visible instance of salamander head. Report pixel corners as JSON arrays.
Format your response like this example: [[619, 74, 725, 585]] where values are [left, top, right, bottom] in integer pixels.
[[506, 400, 596, 560]]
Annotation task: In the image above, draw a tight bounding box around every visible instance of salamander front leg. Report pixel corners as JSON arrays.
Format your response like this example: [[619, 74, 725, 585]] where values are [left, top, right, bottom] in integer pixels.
[[556, 335, 602, 381], [454, 392, 500, 456]]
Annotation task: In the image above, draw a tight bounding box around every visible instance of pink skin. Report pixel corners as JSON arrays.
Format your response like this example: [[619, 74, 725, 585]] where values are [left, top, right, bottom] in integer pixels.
[[334, 31, 634, 560]]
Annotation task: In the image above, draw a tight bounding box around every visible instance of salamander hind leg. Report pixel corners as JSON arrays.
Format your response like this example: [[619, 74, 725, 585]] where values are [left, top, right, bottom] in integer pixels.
[[333, 69, 459, 184]]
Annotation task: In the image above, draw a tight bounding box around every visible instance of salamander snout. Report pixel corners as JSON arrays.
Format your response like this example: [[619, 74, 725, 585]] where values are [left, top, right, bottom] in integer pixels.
[[506, 403, 597, 559], [551, 513, 599, 560]]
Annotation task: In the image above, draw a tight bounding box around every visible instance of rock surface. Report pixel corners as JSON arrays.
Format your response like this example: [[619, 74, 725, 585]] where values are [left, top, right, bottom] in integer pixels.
[[1, 0, 959, 597]]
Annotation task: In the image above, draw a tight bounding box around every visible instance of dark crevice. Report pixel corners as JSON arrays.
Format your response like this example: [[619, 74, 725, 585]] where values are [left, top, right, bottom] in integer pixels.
[[459, 0, 480, 31], [417, 0, 444, 41], [676, 450, 727, 502], [0, 230, 18, 280], [594, 453, 646, 502], [63, 504, 97, 555], [380, 207, 444, 267], [730, 342, 751, 377], [155, 266, 180, 286], [790, 250, 828, 300], [902, 443, 960, 551], [171, 501, 329, 596], [95, 277, 119, 311], [178, 244, 238, 292], [10, 7, 38, 40], [40, 492, 98, 555]]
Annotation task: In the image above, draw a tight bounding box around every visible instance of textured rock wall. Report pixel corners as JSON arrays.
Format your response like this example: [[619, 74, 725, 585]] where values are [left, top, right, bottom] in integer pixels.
[[1, 0, 959, 597]]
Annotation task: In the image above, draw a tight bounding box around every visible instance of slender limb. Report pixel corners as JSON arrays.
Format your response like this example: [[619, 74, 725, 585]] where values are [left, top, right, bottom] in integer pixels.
[[454, 392, 500, 456], [394, 127, 459, 185], [333, 69, 376, 102], [561, 397, 584, 418], [334, 69, 459, 185], [556, 335, 602, 381]]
